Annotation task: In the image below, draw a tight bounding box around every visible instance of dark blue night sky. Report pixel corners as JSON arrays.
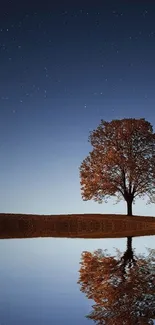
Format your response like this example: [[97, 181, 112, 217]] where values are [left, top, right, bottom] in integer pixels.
[[0, 1, 155, 215]]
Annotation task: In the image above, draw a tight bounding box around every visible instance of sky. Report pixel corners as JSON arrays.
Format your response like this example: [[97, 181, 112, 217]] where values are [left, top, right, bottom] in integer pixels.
[[0, 1, 155, 215]]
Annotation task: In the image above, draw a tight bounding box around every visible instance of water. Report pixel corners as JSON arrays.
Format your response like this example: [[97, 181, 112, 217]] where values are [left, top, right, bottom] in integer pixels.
[[0, 235, 155, 324]]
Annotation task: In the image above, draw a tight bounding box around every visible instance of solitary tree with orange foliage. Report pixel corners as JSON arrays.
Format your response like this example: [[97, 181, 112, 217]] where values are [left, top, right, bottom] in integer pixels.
[[79, 118, 155, 215], [78, 246, 155, 324]]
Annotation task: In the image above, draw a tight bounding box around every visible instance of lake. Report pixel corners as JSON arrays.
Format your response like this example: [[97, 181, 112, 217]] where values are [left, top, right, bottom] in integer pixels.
[[0, 233, 155, 324]]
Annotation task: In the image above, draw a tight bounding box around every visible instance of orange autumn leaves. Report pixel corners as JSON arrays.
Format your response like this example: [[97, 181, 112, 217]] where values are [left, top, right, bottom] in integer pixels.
[[78, 246, 155, 324], [79, 118, 155, 210]]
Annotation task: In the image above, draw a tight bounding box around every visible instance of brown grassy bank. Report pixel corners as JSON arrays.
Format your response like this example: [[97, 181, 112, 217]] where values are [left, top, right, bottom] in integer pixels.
[[0, 213, 155, 239]]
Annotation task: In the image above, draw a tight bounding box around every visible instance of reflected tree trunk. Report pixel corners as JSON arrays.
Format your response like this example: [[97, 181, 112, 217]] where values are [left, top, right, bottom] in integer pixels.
[[127, 236, 132, 252], [120, 237, 136, 274]]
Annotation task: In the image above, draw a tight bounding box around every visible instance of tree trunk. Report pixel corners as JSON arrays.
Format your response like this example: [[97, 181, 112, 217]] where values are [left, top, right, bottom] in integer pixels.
[[127, 236, 132, 251], [120, 237, 133, 275], [127, 200, 132, 216]]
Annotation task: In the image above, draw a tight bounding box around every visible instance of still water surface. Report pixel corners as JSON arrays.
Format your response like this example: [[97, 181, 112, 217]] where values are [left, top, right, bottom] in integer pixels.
[[0, 235, 155, 324]]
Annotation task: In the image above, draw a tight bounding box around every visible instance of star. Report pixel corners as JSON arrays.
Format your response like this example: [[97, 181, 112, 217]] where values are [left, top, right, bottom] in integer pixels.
[[44, 90, 47, 98], [143, 10, 148, 17]]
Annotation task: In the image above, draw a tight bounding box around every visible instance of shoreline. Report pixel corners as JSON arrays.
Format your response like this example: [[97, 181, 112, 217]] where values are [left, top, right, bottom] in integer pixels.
[[1, 213, 155, 240]]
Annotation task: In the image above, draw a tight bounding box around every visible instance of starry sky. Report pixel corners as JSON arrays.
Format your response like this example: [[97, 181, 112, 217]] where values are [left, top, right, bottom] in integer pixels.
[[0, 1, 155, 215]]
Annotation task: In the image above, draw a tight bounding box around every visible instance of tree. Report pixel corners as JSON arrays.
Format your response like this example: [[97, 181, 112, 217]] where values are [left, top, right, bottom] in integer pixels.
[[77, 244, 155, 324], [115, 236, 137, 275], [79, 118, 155, 215]]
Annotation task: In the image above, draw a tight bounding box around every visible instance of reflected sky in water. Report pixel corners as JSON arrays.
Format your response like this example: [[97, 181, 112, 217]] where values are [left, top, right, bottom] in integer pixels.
[[0, 236, 154, 324]]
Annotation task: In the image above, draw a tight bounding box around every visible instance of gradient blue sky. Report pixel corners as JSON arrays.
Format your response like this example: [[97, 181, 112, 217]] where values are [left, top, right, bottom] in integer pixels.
[[0, 1, 155, 215]]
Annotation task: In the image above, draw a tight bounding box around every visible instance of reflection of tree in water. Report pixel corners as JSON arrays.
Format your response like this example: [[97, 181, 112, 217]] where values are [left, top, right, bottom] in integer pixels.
[[116, 237, 137, 275], [78, 237, 155, 325]]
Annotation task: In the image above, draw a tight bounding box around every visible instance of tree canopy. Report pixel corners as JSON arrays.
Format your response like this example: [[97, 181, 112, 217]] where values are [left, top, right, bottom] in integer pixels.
[[78, 244, 155, 324], [79, 118, 155, 215]]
